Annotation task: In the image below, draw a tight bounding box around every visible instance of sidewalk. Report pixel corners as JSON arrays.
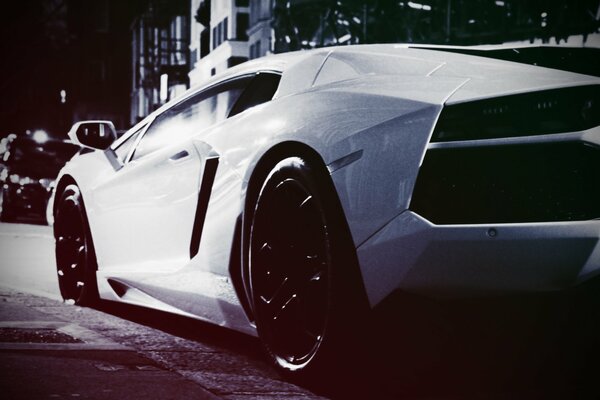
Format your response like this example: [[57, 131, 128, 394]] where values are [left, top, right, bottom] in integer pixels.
[[0, 291, 221, 400]]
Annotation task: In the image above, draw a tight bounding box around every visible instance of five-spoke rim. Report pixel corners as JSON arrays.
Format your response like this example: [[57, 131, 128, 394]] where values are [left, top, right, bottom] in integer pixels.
[[251, 177, 331, 368]]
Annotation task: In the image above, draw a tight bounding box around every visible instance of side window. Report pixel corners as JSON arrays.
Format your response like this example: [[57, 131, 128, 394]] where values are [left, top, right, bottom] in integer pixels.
[[228, 73, 281, 117], [114, 123, 146, 162], [132, 77, 251, 160]]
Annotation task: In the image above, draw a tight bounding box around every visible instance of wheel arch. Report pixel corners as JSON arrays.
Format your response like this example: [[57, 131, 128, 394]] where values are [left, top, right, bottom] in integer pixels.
[[53, 175, 78, 220], [53, 175, 98, 274], [237, 140, 362, 322], [245, 142, 331, 212]]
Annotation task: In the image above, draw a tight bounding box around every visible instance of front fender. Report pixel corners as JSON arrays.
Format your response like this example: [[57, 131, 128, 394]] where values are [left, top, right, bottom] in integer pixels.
[[52, 150, 115, 232]]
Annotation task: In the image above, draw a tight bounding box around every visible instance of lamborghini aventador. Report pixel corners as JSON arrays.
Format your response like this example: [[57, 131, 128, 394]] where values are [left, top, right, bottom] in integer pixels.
[[51, 44, 600, 377]]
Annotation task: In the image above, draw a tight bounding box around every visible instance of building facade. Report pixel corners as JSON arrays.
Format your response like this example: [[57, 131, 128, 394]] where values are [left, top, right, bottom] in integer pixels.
[[128, 0, 599, 123], [248, 0, 273, 60], [131, 0, 273, 123], [188, 0, 273, 86], [130, 0, 190, 124]]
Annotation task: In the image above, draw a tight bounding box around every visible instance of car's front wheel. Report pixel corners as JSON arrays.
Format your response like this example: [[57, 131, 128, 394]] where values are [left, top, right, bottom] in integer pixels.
[[54, 184, 98, 305], [249, 156, 366, 381]]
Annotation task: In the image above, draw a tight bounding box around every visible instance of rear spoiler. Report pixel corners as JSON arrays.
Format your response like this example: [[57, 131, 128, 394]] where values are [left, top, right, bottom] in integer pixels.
[[411, 45, 600, 77]]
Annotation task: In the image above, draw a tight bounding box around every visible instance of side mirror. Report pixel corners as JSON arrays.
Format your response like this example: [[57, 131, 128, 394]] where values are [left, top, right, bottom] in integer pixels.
[[67, 120, 117, 150]]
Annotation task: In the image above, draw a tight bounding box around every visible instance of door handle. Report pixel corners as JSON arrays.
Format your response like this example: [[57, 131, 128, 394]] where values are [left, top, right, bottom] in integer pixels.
[[169, 150, 190, 162]]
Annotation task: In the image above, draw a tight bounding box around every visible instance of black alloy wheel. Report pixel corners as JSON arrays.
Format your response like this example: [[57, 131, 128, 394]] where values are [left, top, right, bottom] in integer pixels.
[[249, 156, 365, 379], [54, 184, 98, 305]]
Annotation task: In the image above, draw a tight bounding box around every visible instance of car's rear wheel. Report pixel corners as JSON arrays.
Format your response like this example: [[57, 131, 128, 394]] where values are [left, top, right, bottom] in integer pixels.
[[54, 184, 98, 305], [249, 156, 366, 381]]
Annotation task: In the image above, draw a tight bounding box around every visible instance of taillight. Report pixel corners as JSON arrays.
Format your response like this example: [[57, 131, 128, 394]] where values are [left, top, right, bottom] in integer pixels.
[[432, 85, 599, 142]]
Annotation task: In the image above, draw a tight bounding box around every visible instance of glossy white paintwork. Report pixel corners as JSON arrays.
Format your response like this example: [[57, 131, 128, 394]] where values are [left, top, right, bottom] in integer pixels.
[[54, 44, 600, 335], [359, 212, 600, 306], [91, 138, 201, 274]]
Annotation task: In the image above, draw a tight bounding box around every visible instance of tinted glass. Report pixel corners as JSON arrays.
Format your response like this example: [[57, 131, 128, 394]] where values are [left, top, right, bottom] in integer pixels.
[[132, 77, 251, 160], [229, 73, 281, 117], [114, 123, 146, 162]]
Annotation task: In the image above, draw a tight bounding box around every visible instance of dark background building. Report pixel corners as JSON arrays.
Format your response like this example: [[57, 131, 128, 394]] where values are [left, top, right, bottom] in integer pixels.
[[272, 0, 600, 52], [66, 0, 144, 130], [130, 0, 190, 124], [1, 0, 598, 140], [0, 0, 144, 139]]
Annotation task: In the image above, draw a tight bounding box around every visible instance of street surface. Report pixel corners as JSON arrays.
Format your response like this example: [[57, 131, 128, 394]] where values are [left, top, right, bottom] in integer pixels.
[[0, 222, 329, 400], [0, 222, 59, 300], [0, 221, 598, 399]]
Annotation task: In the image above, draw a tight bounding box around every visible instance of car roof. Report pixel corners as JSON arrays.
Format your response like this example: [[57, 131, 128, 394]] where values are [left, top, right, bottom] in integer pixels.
[[274, 44, 598, 104], [116, 44, 599, 145], [151, 43, 600, 108]]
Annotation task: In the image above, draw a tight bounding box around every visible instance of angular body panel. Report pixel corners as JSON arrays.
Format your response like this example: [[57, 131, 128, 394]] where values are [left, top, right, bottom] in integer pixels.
[[52, 44, 600, 337]]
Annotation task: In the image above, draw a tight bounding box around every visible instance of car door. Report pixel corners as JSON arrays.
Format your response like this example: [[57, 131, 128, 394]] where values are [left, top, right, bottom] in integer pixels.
[[89, 76, 252, 276]]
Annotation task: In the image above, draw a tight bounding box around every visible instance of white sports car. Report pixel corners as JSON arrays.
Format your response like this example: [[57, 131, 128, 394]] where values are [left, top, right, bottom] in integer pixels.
[[51, 44, 599, 378]]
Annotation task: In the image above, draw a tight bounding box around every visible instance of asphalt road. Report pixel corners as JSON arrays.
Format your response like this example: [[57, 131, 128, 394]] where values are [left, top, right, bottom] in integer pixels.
[[0, 222, 331, 400], [0, 222, 59, 300], [0, 221, 598, 399]]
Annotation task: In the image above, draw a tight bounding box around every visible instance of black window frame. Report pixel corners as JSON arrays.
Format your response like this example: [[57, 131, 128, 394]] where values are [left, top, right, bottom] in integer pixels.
[[113, 122, 148, 163], [228, 72, 282, 118]]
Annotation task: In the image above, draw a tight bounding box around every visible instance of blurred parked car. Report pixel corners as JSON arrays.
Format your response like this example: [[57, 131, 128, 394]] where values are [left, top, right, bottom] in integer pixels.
[[0, 136, 79, 223]]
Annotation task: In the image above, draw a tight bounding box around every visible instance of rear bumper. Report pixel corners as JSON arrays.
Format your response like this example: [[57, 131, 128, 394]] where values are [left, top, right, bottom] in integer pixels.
[[357, 211, 600, 307]]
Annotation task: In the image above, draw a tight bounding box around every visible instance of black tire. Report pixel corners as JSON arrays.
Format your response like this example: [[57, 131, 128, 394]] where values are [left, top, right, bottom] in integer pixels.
[[54, 184, 99, 305], [249, 156, 368, 382]]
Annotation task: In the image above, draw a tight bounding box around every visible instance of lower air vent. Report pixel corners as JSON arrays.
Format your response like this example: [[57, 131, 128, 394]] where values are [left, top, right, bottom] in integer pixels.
[[410, 142, 600, 224], [107, 278, 129, 298]]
